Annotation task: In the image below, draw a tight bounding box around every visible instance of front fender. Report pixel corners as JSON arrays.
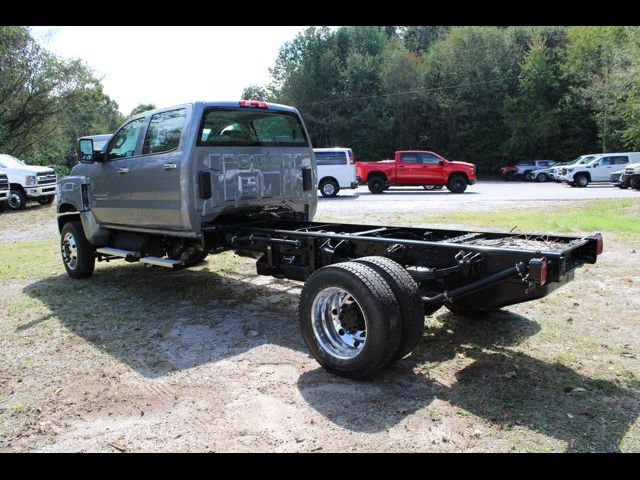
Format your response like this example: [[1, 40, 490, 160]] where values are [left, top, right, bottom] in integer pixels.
[[56, 175, 89, 213]]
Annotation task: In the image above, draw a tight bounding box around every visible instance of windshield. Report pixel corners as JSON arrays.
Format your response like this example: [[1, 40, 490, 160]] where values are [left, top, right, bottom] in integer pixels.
[[0, 155, 25, 168], [577, 155, 596, 165], [197, 107, 309, 147]]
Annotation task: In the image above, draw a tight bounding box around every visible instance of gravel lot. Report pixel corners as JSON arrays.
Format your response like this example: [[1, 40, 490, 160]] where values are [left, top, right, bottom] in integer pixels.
[[1, 183, 638, 452], [318, 180, 640, 215]]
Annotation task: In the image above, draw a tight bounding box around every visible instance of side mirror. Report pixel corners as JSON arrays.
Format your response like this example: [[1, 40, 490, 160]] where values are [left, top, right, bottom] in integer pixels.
[[78, 139, 95, 163]]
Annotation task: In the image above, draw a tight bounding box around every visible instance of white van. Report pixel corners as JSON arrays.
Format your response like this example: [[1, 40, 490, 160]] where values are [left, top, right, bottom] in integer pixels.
[[560, 152, 640, 187], [313, 147, 359, 197]]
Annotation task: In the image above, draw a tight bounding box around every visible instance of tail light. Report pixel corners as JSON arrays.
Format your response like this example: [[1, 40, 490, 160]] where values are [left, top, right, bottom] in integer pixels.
[[594, 232, 603, 255], [528, 258, 548, 286], [239, 100, 268, 109]]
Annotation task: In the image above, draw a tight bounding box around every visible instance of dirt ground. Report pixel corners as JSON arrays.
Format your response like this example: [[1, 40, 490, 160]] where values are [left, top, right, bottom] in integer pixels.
[[0, 203, 638, 452]]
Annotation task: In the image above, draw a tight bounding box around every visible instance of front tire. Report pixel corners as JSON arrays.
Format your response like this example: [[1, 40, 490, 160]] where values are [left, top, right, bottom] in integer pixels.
[[447, 174, 468, 193], [537, 173, 548, 182], [319, 179, 339, 197], [354, 257, 425, 360], [631, 177, 640, 190], [37, 195, 55, 206], [299, 262, 402, 379], [367, 176, 386, 194], [7, 189, 27, 210], [423, 185, 435, 191], [575, 174, 589, 188], [60, 220, 95, 278]]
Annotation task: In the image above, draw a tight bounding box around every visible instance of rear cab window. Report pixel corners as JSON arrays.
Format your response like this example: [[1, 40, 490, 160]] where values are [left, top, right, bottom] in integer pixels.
[[197, 107, 309, 147]]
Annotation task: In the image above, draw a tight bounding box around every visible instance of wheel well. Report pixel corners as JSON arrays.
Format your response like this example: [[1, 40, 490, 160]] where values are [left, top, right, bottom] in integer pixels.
[[319, 176, 338, 187], [9, 183, 24, 192], [448, 172, 468, 183], [367, 172, 387, 182], [574, 171, 591, 182], [57, 206, 80, 232]]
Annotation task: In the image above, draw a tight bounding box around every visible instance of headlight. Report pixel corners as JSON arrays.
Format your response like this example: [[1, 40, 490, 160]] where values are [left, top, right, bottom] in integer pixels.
[[25, 175, 36, 185], [634, 167, 640, 174]]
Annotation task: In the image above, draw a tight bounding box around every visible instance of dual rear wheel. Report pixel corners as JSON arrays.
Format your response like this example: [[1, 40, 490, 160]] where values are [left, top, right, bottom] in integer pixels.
[[299, 257, 426, 379]]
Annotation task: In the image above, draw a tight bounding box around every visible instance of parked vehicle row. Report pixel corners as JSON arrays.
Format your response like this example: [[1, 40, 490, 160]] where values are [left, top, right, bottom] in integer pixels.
[[611, 162, 640, 190], [499, 160, 556, 181], [0, 154, 57, 210], [559, 152, 640, 187]]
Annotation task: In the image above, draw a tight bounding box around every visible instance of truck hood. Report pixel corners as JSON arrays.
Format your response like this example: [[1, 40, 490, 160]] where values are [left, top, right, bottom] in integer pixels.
[[6, 166, 55, 176], [450, 160, 475, 168]]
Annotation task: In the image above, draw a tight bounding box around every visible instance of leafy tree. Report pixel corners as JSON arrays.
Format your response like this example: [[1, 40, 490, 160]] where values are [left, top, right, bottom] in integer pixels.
[[129, 103, 156, 117], [241, 85, 270, 101]]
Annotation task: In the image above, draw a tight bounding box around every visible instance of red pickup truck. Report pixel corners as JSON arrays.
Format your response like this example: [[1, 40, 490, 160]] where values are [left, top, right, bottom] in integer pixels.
[[356, 150, 477, 194]]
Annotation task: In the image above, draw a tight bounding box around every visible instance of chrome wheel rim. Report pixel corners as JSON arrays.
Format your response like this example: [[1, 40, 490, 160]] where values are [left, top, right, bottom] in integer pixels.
[[311, 287, 367, 360], [424, 185, 435, 190], [8, 192, 21, 209], [61, 232, 78, 270], [323, 183, 335, 196]]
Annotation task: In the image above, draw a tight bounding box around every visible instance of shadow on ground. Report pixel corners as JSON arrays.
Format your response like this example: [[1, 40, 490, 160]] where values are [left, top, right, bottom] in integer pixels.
[[23, 265, 639, 452]]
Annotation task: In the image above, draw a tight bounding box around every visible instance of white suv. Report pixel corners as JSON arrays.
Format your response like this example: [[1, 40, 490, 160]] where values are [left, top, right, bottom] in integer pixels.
[[314, 147, 359, 197], [560, 152, 640, 187], [0, 154, 58, 210]]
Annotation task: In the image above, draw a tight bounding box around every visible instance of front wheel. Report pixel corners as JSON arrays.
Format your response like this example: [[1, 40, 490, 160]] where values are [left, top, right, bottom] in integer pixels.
[[446, 174, 468, 193], [7, 189, 27, 210], [319, 179, 339, 197], [367, 176, 386, 194], [299, 262, 402, 379], [423, 185, 435, 191], [37, 195, 55, 206], [575, 174, 589, 188], [537, 173, 548, 182], [60, 220, 95, 278], [631, 177, 640, 190]]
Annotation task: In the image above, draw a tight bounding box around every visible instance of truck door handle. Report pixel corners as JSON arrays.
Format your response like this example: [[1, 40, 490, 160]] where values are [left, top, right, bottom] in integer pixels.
[[117, 168, 129, 174], [163, 163, 177, 170]]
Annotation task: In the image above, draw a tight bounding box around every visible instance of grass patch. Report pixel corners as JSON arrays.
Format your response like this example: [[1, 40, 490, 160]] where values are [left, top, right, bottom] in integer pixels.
[[0, 239, 61, 280], [317, 199, 640, 241]]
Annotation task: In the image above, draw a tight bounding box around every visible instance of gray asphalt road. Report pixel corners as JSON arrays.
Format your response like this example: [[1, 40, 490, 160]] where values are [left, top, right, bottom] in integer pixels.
[[316, 180, 639, 215]]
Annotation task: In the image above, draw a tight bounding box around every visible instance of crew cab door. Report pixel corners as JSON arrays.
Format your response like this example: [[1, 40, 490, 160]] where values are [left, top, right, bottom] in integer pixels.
[[592, 156, 628, 181], [126, 108, 188, 228], [90, 117, 145, 225], [397, 153, 421, 184], [416, 152, 445, 184]]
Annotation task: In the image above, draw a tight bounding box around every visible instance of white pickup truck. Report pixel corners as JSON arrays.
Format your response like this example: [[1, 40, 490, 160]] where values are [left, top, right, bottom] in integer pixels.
[[0, 154, 58, 210], [559, 152, 640, 187]]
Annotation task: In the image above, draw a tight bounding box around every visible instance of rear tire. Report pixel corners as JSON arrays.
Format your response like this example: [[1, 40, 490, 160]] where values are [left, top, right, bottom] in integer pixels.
[[299, 262, 402, 379], [447, 174, 468, 193], [319, 179, 339, 197], [37, 195, 55, 206], [60, 220, 95, 279], [367, 176, 386, 194], [631, 177, 640, 190], [537, 173, 548, 182], [354, 257, 425, 360]]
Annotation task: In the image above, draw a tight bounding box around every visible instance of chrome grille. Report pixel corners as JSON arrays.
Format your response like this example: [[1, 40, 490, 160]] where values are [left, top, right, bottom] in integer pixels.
[[37, 173, 57, 185]]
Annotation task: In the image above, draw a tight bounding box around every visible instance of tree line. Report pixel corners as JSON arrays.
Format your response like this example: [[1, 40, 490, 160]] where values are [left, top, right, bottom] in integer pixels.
[[0, 27, 156, 175], [243, 26, 640, 172]]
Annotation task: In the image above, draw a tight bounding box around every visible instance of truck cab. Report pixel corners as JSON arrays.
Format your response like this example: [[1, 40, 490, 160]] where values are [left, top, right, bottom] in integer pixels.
[[0, 154, 57, 210], [56, 101, 317, 266]]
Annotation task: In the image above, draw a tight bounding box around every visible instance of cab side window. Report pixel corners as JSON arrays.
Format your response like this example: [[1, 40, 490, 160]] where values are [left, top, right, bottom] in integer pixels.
[[401, 154, 419, 164], [142, 109, 187, 155], [420, 153, 440, 164], [107, 118, 145, 160]]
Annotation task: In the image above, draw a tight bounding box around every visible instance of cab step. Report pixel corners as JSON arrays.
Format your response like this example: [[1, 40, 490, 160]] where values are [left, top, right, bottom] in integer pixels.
[[96, 247, 184, 268]]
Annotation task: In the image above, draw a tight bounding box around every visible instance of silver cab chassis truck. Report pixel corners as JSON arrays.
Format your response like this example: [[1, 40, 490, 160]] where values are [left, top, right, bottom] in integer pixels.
[[57, 101, 604, 379]]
